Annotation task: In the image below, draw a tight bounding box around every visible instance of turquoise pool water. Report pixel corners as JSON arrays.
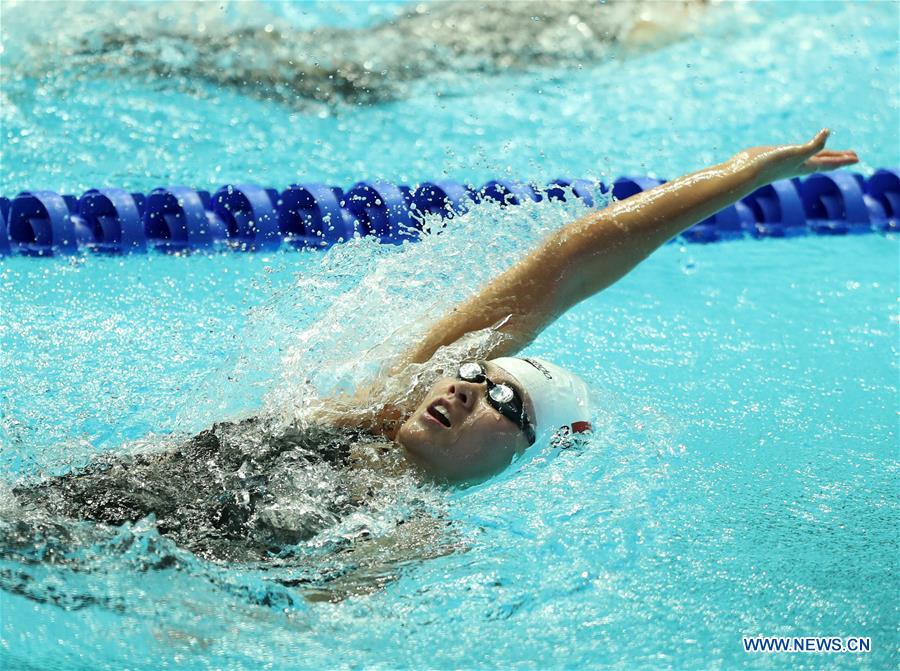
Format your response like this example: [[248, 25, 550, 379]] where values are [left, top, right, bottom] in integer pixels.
[[1, 1, 898, 669]]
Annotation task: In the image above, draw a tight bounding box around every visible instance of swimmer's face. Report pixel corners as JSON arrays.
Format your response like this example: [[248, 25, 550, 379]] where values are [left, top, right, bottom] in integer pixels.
[[396, 362, 535, 482]]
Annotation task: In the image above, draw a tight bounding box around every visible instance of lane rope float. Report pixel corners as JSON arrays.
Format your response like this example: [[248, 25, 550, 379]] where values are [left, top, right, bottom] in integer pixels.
[[0, 169, 896, 256]]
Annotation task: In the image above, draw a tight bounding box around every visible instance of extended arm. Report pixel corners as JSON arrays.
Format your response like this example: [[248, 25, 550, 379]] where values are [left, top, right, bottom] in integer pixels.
[[399, 130, 858, 365]]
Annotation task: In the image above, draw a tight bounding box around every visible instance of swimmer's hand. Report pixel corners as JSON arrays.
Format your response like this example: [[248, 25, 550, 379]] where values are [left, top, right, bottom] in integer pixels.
[[736, 129, 859, 186]]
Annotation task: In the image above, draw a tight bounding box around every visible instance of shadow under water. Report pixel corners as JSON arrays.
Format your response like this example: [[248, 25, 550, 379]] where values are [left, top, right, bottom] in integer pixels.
[[5, 0, 711, 108]]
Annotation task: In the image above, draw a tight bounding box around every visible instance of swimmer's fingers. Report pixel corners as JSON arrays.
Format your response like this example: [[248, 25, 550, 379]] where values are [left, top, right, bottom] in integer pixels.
[[745, 130, 858, 184], [800, 149, 860, 174], [802, 128, 830, 155], [790, 129, 857, 172], [775, 128, 829, 162]]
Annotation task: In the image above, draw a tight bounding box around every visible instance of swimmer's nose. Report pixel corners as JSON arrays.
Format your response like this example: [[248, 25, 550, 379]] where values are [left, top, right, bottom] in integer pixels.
[[447, 381, 478, 411]]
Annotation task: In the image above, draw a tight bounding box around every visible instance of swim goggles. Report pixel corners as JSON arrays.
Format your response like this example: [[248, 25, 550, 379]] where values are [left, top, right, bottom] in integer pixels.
[[457, 361, 536, 445]]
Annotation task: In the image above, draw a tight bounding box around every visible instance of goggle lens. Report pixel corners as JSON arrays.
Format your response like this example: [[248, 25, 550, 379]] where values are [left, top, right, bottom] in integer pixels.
[[489, 384, 514, 404], [458, 362, 483, 382]]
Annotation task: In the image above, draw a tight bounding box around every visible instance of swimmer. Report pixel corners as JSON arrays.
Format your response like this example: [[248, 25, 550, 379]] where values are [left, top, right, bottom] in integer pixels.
[[320, 128, 859, 481], [50, 0, 711, 107], [5, 130, 858, 601]]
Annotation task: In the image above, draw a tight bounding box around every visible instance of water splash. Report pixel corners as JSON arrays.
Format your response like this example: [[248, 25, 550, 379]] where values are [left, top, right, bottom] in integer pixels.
[[250, 190, 603, 419]]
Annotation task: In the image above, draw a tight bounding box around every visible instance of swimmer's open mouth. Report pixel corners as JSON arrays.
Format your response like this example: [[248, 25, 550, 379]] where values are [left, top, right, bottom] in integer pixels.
[[426, 401, 452, 428]]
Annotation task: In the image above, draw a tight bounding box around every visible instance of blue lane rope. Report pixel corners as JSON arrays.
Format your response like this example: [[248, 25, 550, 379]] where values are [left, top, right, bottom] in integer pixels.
[[0, 170, 896, 256]]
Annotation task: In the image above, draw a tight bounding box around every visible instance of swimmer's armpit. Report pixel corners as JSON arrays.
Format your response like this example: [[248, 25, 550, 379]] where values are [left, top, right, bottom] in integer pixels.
[[308, 381, 408, 441], [299, 515, 466, 604]]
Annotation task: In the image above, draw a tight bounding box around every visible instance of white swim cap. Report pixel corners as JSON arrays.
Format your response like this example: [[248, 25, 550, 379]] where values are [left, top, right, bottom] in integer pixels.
[[489, 357, 592, 447]]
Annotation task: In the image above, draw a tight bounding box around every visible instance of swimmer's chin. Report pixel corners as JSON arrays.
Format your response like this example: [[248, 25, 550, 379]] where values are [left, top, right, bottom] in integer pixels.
[[395, 418, 441, 474], [395, 417, 459, 483], [395, 446, 496, 488], [395, 417, 510, 486]]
